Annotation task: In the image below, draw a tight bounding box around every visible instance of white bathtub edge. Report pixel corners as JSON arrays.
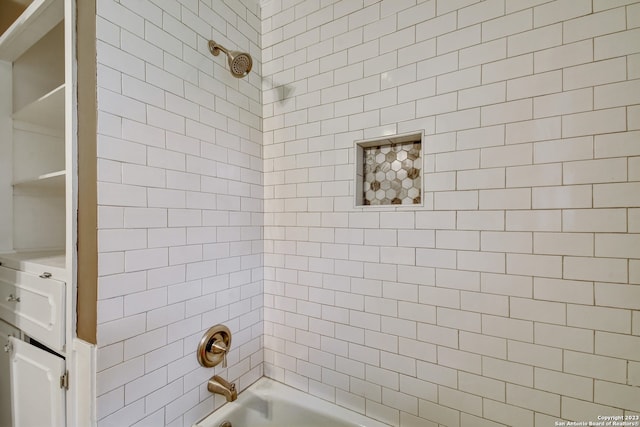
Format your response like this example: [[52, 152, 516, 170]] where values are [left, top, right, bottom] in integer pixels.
[[193, 377, 392, 427]]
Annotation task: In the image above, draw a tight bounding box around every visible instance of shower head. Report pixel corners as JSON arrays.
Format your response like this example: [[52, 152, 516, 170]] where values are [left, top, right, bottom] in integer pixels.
[[208, 40, 252, 78]]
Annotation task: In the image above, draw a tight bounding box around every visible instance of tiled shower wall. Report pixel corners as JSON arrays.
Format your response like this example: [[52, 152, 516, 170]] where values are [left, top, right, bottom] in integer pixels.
[[262, 1, 640, 426], [94, 0, 263, 426]]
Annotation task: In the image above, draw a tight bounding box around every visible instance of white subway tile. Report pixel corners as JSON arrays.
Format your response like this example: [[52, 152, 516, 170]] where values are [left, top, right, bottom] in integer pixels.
[[594, 182, 640, 208], [507, 340, 563, 372], [506, 383, 560, 417], [483, 397, 534, 427], [564, 57, 627, 91], [416, 93, 457, 117], [124, 327, 167, 360], [568, 305, 631, 333], [595, 380, 640, 411], [630, 105, 640, 130], [482, 314, 533, 342], [436, 230, 480, 251], [436, 149, 479, 172], [565, 351, 627, 383], [482, 143, 532, 169], [507, 23, 562, 57], [482, 9, 532, 42], [507, 164, 561, 188], [481, 99, 532, 126], [436, 108, 481, 133], [595, 283, 640, 310], [533, 87, 593, 119], [510, 297, 565, 324], [506, 117, 561, 145], [457, 211, 504, 231], [433, 189, 478, 210], [438, 346, 482, 374], [459, 38, 506, 69], [97, 314, 146, 349], [507, 70, 562, 101], [417, 400, 460, 427], [535, 368, 592, 401], [535, 137, 593, 165], [506, 210, 561, 232], [537, 271, 589, 304], [436, 66, 481, 95], [534, 233, 593, 257], [458, 168, 505, 190], [565, 256, 628, 283], [563, 208, 626, 233], [632, 260, 640, 285], [561, 397, 624, 424], [481, 231, 531, 253], [416, 12, 457, 42], [595, 331, 640, 361], [534, 39, 593, 73], [564, 7, 626, 43], [594, 28, 640, 60], [483, 356, 533, 387], [562, 108, 627, 138], [482, 54, 533, 85], [595, 79, 640, 110], [417, 51, 458, 80], [459, 371, 505, 402], [534, 0, 591, 27], [564, 158, 627, 185], [458, 251, 505, 273], [439, 386, 483, 417], [458, 82, 506, 110], [532, 185, 592, 209], [98, 229, 147, 253], [418, 285, 459, 309], [125, 248, 168, 272], [479, 188, 531, 210], [535, 323, 593, 353]]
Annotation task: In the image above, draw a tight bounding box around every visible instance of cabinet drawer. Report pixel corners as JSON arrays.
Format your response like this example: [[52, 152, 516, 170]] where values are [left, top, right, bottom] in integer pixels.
[[0, 266, 65, 351]]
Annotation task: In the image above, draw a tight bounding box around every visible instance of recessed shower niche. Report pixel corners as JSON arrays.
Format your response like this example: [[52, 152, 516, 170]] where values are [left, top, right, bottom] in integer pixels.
[[355, 132, 423, 207]]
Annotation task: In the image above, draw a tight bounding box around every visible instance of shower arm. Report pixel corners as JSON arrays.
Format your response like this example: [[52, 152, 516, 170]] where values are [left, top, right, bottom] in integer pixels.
[[208, 41, 227, 57]]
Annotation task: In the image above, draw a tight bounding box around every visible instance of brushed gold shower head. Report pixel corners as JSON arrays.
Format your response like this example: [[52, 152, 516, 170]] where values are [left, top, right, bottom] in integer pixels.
[[208, 40, 252, 78]]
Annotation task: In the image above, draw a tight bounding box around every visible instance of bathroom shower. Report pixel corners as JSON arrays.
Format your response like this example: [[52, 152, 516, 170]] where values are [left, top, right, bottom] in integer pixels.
[[208, 40, 252, 78]]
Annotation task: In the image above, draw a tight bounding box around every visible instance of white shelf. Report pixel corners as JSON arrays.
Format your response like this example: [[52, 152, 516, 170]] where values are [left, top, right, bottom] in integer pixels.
[[13, 170, 65, 192], [13, 84, 64, 130], [0, 0, 63, 61], [0, 250, 66, 280]]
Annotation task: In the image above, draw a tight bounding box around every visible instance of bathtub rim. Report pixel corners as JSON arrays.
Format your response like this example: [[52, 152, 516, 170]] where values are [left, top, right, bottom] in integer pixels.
[[193, 376, 392, 427]]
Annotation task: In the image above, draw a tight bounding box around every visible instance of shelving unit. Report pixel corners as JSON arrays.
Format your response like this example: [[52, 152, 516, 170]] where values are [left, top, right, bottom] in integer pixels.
[[0, 0, 64, 62], [1, 7, 66, 255], [13, 170, 66, 191], [0, 0, 71, 425], [13, 84, 65, 129]]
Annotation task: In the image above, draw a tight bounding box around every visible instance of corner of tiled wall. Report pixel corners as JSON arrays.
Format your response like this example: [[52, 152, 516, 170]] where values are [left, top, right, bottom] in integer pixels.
[[92, 0, 640, 425], [94, 0, 263, 425], [262, 0, 640, 426]]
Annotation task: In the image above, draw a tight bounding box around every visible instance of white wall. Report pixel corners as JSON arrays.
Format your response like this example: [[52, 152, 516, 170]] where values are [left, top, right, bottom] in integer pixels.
[[94, 0, 263, 426], [261, 1, 640, 426]]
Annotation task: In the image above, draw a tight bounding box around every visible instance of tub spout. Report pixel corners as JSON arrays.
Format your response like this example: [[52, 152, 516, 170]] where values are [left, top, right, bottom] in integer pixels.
[[208, 375, 237, 402]]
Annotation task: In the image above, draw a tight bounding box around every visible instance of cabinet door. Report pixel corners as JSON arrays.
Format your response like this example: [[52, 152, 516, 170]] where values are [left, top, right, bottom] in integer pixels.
[[9, 336, 65, 427], [1, 320, 19, 427], [0, 266, 65, 351]]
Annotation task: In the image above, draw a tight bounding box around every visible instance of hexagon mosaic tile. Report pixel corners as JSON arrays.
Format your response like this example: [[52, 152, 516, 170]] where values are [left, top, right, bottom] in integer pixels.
[[363, 142, 422, 205]]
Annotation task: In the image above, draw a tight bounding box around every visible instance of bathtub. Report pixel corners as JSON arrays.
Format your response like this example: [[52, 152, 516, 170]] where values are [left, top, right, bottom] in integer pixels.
[[194, 377, 391, 427]]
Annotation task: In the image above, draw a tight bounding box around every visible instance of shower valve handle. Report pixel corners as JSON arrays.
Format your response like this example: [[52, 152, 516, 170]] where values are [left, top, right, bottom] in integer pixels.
[[211, 340, 228, 368]]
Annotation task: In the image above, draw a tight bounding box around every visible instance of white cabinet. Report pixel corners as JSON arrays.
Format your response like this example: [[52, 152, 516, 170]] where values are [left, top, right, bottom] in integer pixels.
[[1, 4, 66, 255], [1, 319, 20, 427], [0, 266, 66, 352], [0, 0, 74, 426], [9, 336, 66, 427]]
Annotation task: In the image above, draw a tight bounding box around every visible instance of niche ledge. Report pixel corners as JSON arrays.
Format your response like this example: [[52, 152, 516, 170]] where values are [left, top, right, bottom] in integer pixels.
[[355, 131, 423, 208]]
